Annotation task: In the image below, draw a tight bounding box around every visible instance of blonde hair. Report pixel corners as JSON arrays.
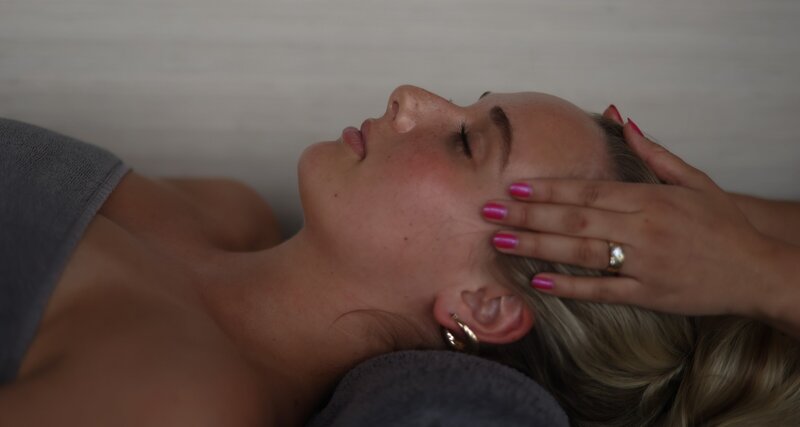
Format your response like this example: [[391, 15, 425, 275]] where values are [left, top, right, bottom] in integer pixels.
[[482, 115, 800, 426]]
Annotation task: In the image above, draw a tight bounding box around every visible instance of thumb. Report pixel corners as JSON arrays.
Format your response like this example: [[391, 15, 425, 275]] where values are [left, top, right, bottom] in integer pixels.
[[624, 117, 718, 191]]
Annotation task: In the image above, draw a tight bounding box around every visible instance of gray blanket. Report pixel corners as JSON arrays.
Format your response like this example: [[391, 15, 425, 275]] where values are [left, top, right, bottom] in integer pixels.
[[306, 350, 569, 427], [0, 118, 131, 383]]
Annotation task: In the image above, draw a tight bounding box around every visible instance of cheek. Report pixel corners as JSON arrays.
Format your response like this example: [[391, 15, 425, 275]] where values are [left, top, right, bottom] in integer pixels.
[[365, 147, 482, 237], [304, 144, 479, 274], [375, 147, 453, 198], [360, 149, 462, 241], [299, 138, 497, 289]]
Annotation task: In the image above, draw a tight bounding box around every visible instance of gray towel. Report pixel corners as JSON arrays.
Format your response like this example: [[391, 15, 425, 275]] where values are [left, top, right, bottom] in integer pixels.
[[306, 350, 569, 427], [0, 118, 131, 384]]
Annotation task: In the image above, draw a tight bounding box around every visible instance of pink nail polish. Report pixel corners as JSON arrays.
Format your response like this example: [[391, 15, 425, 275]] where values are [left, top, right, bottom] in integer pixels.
[[482, 202, 508, 220], [609, 104, 623, 123], [627, 117, 644, 137], [509, 182, 532, 198], [492, 233, 518, 249], [530, 277, 554, 290]]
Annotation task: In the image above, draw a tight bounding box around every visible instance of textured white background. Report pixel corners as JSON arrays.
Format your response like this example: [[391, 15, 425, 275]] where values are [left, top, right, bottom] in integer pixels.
[[1, 0, 798, 235]]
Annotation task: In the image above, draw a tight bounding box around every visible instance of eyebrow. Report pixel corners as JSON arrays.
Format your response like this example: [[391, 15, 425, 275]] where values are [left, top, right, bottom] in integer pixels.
[[488, 106, 513, 172]]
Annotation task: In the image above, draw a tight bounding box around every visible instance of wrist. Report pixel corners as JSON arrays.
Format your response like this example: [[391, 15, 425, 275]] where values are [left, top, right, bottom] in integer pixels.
[[751, 237, 800, 338]]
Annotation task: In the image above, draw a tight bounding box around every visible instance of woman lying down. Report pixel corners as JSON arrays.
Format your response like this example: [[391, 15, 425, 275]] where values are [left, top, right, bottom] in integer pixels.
[[1, 85, 799, 426]]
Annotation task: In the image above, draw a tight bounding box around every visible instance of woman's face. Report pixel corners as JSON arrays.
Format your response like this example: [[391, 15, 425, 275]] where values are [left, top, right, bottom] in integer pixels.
[[297, 85, 613, 340]]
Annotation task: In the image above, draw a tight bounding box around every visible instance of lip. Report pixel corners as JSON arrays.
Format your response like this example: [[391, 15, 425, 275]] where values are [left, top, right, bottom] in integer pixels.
[[341, 119, 370, 160]]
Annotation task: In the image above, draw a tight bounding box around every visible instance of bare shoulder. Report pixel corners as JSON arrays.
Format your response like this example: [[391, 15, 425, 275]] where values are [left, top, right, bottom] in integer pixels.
[[99, 170, 283, 251], [155, 175, 284, 251]]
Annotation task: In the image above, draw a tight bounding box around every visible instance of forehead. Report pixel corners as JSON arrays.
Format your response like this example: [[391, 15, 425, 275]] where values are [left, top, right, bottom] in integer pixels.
[[480, 92, 612, 180]]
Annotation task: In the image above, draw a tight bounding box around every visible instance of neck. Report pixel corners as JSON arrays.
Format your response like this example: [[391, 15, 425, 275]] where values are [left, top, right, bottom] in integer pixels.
[[193, 228, 431, 426]]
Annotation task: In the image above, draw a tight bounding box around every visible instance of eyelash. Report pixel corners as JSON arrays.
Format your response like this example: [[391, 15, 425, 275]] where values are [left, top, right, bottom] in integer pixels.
[[457, 121, 472, 158]]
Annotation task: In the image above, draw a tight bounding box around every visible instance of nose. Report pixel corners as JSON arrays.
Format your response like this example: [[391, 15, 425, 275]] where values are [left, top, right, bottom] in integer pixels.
[[385, 85, 450, 134]]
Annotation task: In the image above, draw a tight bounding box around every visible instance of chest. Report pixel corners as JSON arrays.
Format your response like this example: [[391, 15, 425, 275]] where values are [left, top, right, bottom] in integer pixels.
[[15, 176, 272, 421]]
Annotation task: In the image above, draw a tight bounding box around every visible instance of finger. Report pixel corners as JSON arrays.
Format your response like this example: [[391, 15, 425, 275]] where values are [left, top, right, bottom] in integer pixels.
[[506, 179, 651, 213], [529, 273, 641, 305], [624, 118, 720, 192], [602, 104, 624, 125], [491, 230, 634, 273], [482, 200, 635, 241]]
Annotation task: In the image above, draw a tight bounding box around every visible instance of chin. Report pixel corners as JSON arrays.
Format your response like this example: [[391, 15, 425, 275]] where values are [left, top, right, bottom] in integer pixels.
[[297, 140, 344, 232]]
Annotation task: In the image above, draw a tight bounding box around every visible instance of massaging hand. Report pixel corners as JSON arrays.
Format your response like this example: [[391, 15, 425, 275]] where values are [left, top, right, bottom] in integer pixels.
[[481, 107, 784, 319]]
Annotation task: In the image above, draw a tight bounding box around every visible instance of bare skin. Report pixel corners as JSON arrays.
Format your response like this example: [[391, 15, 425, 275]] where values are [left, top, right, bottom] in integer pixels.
[[3, 86, 602, 425], [2, 172, 284, 425], [1, 85, 795, 425], [481, 106, 800, 338]]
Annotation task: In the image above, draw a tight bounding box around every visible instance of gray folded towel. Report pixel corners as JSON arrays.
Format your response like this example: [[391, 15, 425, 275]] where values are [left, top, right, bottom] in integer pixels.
[[306, 350, 569, 427], [0, 118, 131, 384]]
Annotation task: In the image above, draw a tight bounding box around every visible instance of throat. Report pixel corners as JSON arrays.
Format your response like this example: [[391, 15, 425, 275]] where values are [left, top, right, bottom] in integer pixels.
[[190, 230, 411, 425]]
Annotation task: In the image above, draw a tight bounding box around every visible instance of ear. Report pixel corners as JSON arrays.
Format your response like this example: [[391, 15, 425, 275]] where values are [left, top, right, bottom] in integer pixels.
[[433, 283, 534, 345], [602, 104, 624, 125]]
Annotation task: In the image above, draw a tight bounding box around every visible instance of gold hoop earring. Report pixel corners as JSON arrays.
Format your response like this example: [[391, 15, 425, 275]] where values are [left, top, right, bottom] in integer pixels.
[[441, 312, 480, 354]]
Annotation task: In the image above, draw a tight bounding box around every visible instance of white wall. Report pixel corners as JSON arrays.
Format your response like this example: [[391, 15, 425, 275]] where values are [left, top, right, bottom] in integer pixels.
[[1, 0, 798, 235]]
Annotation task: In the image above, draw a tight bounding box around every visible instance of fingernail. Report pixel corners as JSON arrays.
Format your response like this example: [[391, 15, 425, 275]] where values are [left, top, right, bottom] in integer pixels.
[[609, 104, 623, 122], [530, 276, 554, 290], [627, 117, 644, 137], [492, 233, 518, 249], [508, 182, 532, 198], [482, 202, 508, 220]]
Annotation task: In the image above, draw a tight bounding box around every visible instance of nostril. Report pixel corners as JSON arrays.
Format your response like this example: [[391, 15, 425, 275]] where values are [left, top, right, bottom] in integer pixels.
[[391, 100, 399, 117]]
